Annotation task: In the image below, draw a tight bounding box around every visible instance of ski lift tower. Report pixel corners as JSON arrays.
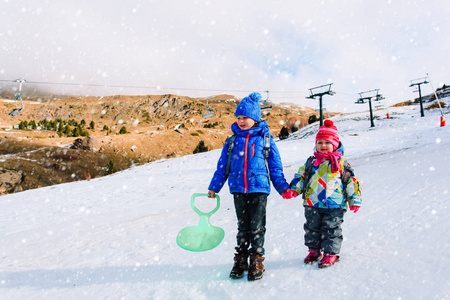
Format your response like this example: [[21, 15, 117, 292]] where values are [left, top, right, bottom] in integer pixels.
[[355, 89, 385, 127], [202, 98, 215, 118], [306, 83, 335, 126], [409, 77, 429, 117], [9, 78, 26, 117], [260, 90, 273, 111]]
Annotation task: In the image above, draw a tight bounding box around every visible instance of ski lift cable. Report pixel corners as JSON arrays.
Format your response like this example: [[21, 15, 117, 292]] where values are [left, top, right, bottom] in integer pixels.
[[2, 79, 258, 94], [1, 77, 449, 106], [0, 78, 415, 98], [0, 78, 335, 97], [427, 73, 444, 116], [0, 77, 335, 105]]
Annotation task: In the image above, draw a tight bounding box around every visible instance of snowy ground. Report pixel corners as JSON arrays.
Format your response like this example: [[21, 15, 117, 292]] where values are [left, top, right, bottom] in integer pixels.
[[1, 102, 449, 300]]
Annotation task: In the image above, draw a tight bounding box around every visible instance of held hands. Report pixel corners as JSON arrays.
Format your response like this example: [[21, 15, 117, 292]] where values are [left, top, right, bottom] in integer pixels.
[[349, 206, 360, 213], [282, 189, 298, 199], [207, 190, 216, 198]]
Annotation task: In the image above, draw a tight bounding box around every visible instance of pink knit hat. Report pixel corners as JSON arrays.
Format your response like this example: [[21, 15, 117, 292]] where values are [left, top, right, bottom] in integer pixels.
[[316, 119, 339, 150]]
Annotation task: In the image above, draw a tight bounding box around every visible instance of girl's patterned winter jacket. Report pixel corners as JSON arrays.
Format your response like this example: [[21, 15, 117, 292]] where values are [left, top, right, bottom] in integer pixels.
[[208, 121, 290, 195], [290, 143, 362, 209]]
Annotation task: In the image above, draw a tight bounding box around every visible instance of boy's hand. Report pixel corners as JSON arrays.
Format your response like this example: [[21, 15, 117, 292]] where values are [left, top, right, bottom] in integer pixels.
[[282, 189, 298, 199], [208, 190, 216, 198], [349, 206, 360, 213]]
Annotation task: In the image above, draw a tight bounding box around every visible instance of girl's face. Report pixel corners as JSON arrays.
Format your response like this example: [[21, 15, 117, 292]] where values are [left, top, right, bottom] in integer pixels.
[[316, 139, 334, 154], [236, 115, 256, 130]]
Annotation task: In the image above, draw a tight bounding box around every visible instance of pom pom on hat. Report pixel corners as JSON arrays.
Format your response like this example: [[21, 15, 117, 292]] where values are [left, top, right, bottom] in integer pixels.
[[316, 119, 340, 150], [323, 119, 334, 127], [235, 92, 262, 122]]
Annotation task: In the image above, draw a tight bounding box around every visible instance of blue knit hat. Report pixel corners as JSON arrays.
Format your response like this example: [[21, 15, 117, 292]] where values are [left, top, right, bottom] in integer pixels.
[[235, 92, 261, 122]]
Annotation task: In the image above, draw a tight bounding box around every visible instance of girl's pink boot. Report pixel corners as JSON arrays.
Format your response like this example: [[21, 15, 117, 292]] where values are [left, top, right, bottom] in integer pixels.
[[304, 248, 322, 264], [318, 253, 339, 268]]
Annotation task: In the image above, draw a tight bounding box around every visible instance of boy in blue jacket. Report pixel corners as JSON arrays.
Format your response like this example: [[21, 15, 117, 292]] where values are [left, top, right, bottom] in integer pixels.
[[208, 92, 290, 281]]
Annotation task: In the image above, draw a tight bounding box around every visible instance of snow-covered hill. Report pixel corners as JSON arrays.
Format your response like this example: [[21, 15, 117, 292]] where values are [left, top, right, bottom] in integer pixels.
[[1, 101, 449, 300]]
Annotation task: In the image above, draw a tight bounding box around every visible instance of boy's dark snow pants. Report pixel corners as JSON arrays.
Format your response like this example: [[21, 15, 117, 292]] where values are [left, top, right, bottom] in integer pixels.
[[233, 193, 267, 256], [304, 206, 346, 255]]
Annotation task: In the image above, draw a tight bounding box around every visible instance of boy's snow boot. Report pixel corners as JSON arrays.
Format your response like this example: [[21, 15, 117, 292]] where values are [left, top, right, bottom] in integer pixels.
[[318, 253, 339, 268], [304, 248, 322, 264], [229, 253, 249, 279], [248, 254, 265, 281]]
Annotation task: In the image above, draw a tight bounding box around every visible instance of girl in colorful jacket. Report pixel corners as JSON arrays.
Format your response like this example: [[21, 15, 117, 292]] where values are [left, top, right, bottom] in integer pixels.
[[208, 92, 290, 281], [285, 119, 362, 268]]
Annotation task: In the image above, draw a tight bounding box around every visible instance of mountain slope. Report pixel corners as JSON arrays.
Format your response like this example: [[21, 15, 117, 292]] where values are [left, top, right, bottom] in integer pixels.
[[0, 99, 449, 299], [1, 94, 329, 193]]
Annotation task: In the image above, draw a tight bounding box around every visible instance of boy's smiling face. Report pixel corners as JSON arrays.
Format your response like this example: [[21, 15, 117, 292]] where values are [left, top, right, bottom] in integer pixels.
[[236, 115, 256, 130], [316, 139, 334, 154]]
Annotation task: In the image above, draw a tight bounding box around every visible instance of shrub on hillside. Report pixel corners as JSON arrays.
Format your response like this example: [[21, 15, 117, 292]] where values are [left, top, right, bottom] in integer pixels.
[[193, 140, 209, 154], [308, 115, 319, 124], [279, 126, 289, 140], [119, 126, 128, 134]]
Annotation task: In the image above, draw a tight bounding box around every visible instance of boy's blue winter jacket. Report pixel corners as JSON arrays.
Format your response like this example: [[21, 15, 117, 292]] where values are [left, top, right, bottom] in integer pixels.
[[208, 121, 289, 195]]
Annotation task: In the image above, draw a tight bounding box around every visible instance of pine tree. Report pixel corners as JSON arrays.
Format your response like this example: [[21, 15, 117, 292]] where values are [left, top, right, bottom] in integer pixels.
[[18, 121, 26, 130], [64, 125, 71, 136], [106, 160, 118, 174], [29, 120, 37, 129], [72, 126, 81, 137]]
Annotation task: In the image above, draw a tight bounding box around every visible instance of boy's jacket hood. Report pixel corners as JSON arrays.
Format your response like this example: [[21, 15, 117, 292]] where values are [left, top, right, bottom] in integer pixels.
[[231, 120, 270, 137]]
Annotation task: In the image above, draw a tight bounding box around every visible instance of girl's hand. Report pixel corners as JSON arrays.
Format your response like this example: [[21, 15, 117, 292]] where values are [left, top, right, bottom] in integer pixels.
[[349, 206, 360, 213], [282, 189, 298, 199], [208, 190, 216, 198]]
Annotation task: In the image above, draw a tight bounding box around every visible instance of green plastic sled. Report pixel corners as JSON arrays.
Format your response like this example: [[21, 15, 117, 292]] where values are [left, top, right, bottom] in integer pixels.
[[176, 193, 225, 252]]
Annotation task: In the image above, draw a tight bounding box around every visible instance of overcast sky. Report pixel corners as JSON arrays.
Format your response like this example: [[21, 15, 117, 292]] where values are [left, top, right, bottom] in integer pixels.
[[1, 0, 449, 112]]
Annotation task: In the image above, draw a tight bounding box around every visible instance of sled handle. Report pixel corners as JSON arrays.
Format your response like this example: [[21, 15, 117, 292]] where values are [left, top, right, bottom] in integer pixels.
[[191, 193, 220, 217]]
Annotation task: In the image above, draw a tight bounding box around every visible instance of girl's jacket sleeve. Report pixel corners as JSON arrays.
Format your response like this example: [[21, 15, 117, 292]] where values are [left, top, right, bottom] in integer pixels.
[[343, 163, 362, 207], [290, 163, 307, 194], [268, 139, 290, 195], [207, 139, 231, 193]]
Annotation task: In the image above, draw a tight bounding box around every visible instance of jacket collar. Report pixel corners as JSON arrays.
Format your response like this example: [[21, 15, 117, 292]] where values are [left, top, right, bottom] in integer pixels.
[[231, 120, 270, 137]]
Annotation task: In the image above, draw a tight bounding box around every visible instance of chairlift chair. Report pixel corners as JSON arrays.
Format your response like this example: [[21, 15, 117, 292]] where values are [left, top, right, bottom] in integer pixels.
[[202, 98, 215, 118], [260, 90, 273, 110], [373, 94, 385, 110], [374, 100, 385, 110], [9, 78, 26, 117], [315, 104, 327, 112]]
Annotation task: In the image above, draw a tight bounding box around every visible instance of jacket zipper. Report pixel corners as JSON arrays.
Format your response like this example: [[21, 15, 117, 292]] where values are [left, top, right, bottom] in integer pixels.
[[244, 134, 250, 193]]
